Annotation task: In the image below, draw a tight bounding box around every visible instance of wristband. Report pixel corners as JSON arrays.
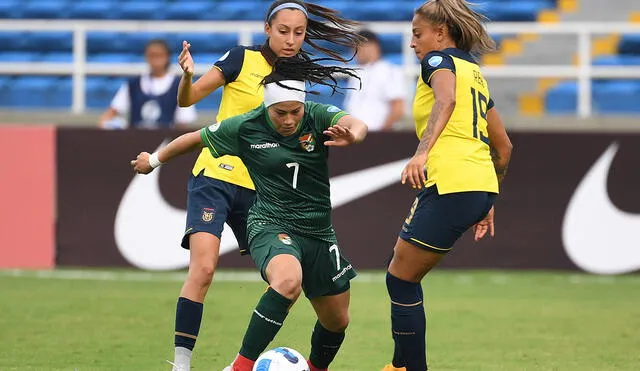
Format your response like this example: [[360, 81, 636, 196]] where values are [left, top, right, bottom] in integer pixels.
[[148, 152, 163, 168]]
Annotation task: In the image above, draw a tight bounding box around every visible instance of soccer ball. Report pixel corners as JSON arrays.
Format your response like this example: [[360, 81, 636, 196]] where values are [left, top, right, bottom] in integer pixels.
[[252, 347, 310, 371]]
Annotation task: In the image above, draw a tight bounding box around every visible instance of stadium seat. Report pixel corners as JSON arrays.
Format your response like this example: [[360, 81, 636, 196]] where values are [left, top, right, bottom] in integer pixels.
[[38, 52, 73, 62], [5, 77, 69, 108], [67, 2, 117, 20], [25, 32, 73, 52], [545, 81, 577, 114], [87, 32, 127, 54], [593, 55, 640, 66], [86, 77, 124, 109], [618, 35, 640, 55], [87, 53, 138, 63], [164, 2, 215, 20], [0, 32, 27, 52], [0, 52, 40, 61], [23, 0, 70, 19], [192, 53, 224, 67], [165, 33, 239, 54], [593, 81, 640, 114], [213, 1, 271, 21], [119, 2, 165, 20], [193, 87, 223, 110], [118, 32, 170, 54], [0, 1, 23, 18]]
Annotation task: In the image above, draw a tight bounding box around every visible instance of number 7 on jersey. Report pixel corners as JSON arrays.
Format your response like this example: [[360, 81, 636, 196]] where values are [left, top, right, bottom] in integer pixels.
[[286, 162, 299, 189]]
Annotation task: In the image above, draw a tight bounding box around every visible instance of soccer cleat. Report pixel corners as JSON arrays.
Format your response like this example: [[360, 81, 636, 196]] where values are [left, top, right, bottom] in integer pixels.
[[381, 364, 407, 371]]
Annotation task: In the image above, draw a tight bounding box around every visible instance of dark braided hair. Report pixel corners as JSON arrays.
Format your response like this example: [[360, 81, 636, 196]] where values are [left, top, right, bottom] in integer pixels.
[[266, 0, 364, 63], [262, 57, 361, 97]]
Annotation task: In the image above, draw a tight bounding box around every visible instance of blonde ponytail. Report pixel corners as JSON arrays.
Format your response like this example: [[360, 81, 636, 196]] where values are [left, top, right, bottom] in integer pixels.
[[416, 0, 496, 57]]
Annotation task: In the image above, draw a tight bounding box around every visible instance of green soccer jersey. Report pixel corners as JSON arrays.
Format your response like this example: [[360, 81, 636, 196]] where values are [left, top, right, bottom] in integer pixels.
[[200, 101, 348, 242]]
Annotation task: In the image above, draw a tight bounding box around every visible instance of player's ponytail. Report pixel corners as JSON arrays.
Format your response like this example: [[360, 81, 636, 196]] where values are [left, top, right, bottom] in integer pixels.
[[261, 56, 360, 96], [415, 0, 496, 57], [266, 0, 364, 63]]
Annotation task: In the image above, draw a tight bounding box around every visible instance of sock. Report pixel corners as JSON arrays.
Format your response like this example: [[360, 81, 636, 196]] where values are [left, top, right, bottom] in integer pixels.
[[386, 272, 427, 371], [173, 297, 203, 368], [309, 321, 346, 370], [231, 354, 255, 371], [238, 287, 293, 361]]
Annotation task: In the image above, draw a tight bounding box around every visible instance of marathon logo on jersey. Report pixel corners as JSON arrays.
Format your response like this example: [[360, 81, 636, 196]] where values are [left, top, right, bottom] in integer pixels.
[[299, 133, 315, 152], [250, 143, 280, 150], [278, 233, 292, 245], [201, 208, 215, 223]]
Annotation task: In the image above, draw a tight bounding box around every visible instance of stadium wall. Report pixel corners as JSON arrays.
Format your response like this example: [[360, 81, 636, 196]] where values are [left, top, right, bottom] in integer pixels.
[[1, 128, 639, 275]]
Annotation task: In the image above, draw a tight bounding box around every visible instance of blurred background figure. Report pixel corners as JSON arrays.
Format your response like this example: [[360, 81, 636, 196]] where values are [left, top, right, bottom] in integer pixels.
[[344, 29, 406, 132], [99, 39, 197, 129]]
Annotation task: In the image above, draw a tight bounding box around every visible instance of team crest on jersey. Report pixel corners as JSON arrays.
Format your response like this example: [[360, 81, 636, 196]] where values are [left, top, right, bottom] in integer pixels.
[[201, 208, 215, 223], [278, 233, 292, 245], [299, 133, 315, 152]]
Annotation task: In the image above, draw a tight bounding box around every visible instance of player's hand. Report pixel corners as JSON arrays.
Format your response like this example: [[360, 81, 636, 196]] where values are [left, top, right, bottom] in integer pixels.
[[130, 152, 153, 174], [179, 40, 195, 77], [401, 153, 427, 189], [323, 125, 357, 147], [473, 206, 495, 241]]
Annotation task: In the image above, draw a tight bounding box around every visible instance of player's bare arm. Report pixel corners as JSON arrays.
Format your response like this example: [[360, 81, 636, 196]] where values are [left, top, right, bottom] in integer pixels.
[[323, 115, 368, 147], [177, 40, 226, 107], [130, 131, 203, 174], [402, 70, 457, 189], [486, 107, 513, 183]]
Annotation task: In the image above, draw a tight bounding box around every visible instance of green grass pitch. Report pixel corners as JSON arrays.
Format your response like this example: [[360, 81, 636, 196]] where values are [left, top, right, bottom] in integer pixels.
[[0, 269, 638, 371]]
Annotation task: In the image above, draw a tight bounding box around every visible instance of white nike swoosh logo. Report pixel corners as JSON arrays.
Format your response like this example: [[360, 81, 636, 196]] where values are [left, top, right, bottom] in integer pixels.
[[562, 142, 640, 274], [114, 141, 409, 270]]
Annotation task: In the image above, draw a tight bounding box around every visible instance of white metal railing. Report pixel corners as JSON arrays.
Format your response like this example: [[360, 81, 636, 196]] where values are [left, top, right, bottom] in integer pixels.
[[1, 20, 640, 117]]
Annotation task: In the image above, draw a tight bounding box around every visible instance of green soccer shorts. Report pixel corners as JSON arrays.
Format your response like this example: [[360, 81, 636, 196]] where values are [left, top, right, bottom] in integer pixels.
[[249, 225, 356, 299]]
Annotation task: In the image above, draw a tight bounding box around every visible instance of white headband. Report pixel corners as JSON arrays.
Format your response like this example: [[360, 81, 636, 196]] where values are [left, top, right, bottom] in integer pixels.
[[268, 3, 308, 20], [263, 80, 306, 107]]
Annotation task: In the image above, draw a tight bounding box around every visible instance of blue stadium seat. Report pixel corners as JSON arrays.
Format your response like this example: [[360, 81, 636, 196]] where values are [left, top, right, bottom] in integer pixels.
[[87, 53, 137, 63], [0, 1, 23, 18], [343, 2, 416, 21], [6, 77, 70, 108], [194, 87, 223, 110], [164, 2, 215, 20], [618, 35, 640, 55], [192, 53, 224, 66], [545, 81, 576, 114], [87, 32, 127, 54], [86, 77, 124, 109], [119, 2, 165, 20], [213, 1, 271, 21], [0, 52, 40, 61], [593, 55, 640, 66], [39, 52, 73, 62], [118, 32, 169, 54], [0, 32, 28, 51], [68, 2, 117, 19], [23, 0, 70, 19], [166, 33, 239, 54], [25, 32, 73, 52], [593, 81, 640, 114]]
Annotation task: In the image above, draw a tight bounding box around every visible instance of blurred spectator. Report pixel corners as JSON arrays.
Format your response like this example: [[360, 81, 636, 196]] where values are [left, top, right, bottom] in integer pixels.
[[99, 39, 197, 129], [344, 29, 406, 132]]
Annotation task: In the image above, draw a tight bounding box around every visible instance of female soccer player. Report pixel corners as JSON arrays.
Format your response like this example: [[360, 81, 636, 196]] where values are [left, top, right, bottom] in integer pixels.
[[132, 56, 367, 371], [382, 1, 513, 370], [171, 1, 361, 370]]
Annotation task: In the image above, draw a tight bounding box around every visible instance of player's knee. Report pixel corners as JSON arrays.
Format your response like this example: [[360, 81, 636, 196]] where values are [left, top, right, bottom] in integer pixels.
[[270, 275, 302, 301], [191, 262, 215, 288], [325, 312, 350, 332]]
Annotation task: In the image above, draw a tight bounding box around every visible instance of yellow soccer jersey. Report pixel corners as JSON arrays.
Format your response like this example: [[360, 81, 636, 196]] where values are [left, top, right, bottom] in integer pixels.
[[413, 48, 499, 195], [191, 45, 273, 189]]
